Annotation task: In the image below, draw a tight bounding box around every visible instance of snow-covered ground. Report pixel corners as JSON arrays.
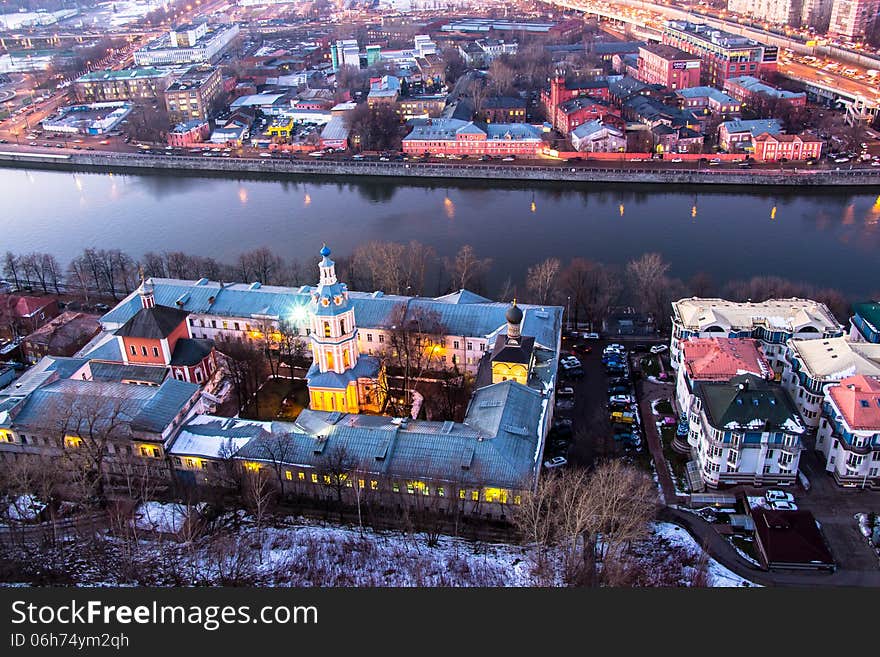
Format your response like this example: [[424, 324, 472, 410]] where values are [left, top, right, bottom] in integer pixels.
[[652, 522, 757, 587]]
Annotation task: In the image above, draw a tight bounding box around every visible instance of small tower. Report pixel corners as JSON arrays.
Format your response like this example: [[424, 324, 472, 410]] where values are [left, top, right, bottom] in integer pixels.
[[506, 298, 523, 342], [306, 243, 384, 415], [138, 269, 156, 309], [308, 244, 359, 375], [491, 299, 534, 386]]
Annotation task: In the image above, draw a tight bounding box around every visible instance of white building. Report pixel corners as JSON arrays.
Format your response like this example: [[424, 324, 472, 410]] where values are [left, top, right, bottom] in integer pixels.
[[134, 24, 239, 67], [816, 375, 880, 487], [570, 120, 626, 153], [92, 276, 563, 376], [727, 0, 804, 26], [670, 298, 844, 375], [828, 0, 880, 39], [690, 374, 805, 488], [782, 337, 880, 428]]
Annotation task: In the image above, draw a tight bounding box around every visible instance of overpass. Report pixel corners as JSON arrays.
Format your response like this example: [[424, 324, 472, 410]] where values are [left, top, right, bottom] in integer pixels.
[[545, 0, 880, 69], [0, 30, 159, 50]]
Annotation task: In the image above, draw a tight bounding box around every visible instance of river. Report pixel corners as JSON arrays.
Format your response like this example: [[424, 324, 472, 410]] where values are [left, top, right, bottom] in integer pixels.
[[2, 167, 879, 299]]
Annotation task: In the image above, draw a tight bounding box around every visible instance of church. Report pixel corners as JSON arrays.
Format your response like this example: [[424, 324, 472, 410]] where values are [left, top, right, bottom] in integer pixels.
[[305, 245, 385, 413]]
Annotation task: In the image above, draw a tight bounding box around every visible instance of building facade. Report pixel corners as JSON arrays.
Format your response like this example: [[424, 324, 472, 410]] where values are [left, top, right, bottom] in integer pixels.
[[662, 21, 777, 86], [636, 44, 702, 90], [782, 337, 880, 428], [723, 75, 807, 109], [164, 65, 223, 124], [850, 302, 880, 343], [689, 374, 804, 488], [74, 68, 174, 104], [402, 119, 543, 157], [816, 375, 880, 487], [828, 0, 880, 39], [752, 133, 823, 161]]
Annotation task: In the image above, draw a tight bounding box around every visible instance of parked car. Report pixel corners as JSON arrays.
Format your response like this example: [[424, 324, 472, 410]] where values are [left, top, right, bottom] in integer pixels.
[[544, 456, 567, 469], [607, 385, 630, 395], [571, 343, 592, 355], [765, 489, 794, 504], [608, 377, 630, 386], [582, 332, 600, 340], [562, 367, 584, 379], [557, 386, 575, 398], [650, 345, 669, 354], [609, 394, 636, 405], [609, 411, 636, 424], [768, 500, 798, 512]]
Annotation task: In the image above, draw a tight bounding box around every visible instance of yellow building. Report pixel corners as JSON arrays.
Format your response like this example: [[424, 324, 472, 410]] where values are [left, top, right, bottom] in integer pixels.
[[491, 301, 535, 385], [266, 117, 295, 141], [305, 245, 384, 413]]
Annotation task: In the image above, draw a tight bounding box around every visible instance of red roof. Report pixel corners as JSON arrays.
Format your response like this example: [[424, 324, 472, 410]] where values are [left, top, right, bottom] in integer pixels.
[[681, 337, 772, 381], [828, 375, 880, 431], [0, 294, 55, 319]]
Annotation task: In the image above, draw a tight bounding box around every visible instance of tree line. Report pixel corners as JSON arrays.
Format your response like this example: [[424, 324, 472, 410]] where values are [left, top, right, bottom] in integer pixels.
[[3, 244, 860, 329]]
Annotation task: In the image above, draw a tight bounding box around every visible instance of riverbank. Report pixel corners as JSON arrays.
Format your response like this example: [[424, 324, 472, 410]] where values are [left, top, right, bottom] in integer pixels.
[[1, 150, 879, 187]]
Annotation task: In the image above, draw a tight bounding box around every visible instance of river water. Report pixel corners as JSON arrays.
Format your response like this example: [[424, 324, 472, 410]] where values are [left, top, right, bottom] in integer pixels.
[[2, 167, 879, 298]]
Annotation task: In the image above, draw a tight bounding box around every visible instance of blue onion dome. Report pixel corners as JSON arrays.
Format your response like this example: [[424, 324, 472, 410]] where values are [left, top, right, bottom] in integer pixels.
[[320, 244, 331, 257], [506, 300, 523, 324]]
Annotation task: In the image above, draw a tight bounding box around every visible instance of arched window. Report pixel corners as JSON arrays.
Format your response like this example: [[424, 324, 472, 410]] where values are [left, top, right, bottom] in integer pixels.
[[343, 349, 351, 369], [326, 351, 335, 371], [340, 318, 346, 334], [323, 321, 331, 338]]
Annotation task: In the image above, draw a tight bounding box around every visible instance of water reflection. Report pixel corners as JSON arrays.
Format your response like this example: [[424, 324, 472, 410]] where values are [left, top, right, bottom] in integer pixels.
[[1, 169, 879, 298]]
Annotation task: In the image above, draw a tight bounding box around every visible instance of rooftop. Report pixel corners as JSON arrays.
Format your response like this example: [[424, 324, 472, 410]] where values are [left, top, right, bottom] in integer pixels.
[[694, 373, 803, 434], [826, 375, 880, 431], [77, 67, 171, 82], [725, 76, 805, 100], [673, 297, 842, 334], [101, 278, 563, 357], [719, 118, 783, 136], [752, 508, 834, 570], [681, 337, 773, 382], [787, 337, 880, 381], [116, 305, 189, 340], [639, 43, 700, 61]]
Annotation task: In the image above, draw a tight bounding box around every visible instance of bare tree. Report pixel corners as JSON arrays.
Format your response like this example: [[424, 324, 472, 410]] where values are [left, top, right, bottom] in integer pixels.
[[216, 338, 269, 417], [3, 251, 21, 289], [318, 444, 359, 522], [526, 257, 561, 305], [560, 258, 621, 331], [627, 253, 672, 327], [444, 244, 492, 293]]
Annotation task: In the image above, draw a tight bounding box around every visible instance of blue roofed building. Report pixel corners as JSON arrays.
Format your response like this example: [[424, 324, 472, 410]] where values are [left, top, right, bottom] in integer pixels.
[[0, 374, 201, 487], [718, 118, 783, 152]]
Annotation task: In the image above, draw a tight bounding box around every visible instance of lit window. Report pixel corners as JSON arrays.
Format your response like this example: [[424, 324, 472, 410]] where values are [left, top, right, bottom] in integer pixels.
[[311, 473, 318, 483], [298, 471, 305, 480], [285, 470, 293, 481]]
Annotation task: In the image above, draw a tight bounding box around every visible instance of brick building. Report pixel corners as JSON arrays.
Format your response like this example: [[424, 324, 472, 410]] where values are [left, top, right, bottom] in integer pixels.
[[636, 44, 701, 90]]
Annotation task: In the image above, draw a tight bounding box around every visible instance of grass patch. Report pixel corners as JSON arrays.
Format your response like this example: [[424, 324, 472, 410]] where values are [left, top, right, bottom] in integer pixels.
[[640, 356, 660, 378], [241, 378, 309, 421], [654, 399, 673, 415]]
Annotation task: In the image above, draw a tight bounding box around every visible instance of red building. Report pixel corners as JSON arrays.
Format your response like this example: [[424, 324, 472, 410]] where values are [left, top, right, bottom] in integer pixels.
[[402, 119, 543, 157], [541, 74, 610, 126], [167, 120, 211, 148], [722, 76, 807, 109], [662, 21, 777, 87], [636, 44, 701, 91], [116, 280, 218, 385], [554, 97, 618, 135], [752, 133, 823, 162], [0, 294, 59, 340]]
